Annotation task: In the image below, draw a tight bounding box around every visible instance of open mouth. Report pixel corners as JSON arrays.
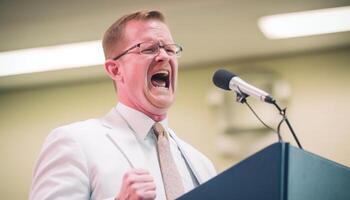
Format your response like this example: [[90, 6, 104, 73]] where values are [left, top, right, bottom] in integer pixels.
[[150, 70, 170, 89]]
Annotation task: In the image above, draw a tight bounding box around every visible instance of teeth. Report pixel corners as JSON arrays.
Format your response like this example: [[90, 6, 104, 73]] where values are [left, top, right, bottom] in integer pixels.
[[155, 70, 169, 76]]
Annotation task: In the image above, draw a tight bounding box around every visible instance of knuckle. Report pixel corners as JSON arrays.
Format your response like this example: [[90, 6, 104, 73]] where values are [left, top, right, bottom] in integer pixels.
[[129, 176, 136, 184], [124, 177, 133, 186], [123, 172, 131, 179], [130, 184, 138, 191], [135, 190, 143, 198], [124, 174, 137, 185]]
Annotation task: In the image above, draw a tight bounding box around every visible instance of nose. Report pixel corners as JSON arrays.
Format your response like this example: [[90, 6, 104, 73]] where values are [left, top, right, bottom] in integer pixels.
[[154, 47, 171, 62]]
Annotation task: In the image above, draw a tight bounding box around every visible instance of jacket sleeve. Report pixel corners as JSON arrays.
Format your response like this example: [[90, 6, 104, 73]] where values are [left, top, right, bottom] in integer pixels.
[[29, 128, 91, 200]]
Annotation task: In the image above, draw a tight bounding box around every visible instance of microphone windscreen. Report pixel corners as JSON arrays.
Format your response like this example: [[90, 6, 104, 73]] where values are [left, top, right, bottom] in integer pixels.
[[212, 69, 236, 90]]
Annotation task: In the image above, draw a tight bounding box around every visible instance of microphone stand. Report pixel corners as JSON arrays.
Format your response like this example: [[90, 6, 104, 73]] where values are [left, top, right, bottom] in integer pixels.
[[235, 90, 303, 149], [271, 101, 303, 149]]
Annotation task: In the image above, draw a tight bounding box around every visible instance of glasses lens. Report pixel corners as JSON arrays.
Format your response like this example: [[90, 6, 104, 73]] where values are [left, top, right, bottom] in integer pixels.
[[163, 44, 176, 56], [139, 42, 182, 57], [164, 44, 182, 57], [140, 42, 159, 54]]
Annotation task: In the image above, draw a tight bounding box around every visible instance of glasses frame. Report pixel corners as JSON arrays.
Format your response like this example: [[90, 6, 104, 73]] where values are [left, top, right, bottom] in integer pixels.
[[112, 41, 183, 60]]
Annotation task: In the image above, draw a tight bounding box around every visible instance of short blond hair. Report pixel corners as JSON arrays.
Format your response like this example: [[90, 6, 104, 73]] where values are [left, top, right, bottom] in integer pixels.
[[102, 10, 165, 59]]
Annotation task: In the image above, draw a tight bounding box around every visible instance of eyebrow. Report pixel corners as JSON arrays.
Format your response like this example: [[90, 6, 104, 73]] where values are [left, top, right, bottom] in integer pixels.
[[141, 37, 174, 44]]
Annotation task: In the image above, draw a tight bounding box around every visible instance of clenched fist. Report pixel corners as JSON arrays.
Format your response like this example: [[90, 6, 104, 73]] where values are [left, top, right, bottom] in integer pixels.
[[116, 168, 157, 200]]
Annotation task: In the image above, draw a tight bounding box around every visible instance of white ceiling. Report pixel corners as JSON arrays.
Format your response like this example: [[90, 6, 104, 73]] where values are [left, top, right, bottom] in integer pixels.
[[1, 0, 350, 91]]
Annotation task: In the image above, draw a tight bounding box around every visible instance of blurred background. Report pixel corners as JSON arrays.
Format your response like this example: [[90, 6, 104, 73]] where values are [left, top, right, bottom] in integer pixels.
[[1, 0, 350, 199]]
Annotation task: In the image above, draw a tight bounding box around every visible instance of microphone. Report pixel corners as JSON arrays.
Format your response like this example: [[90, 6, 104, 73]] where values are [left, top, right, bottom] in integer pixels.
[[212, 69, 275, 104]]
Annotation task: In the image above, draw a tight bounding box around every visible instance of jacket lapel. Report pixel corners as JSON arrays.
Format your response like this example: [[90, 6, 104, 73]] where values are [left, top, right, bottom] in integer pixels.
[[101, 107, 207, 185], [168, 132, 203, 185], [101, 108, 146, 169]]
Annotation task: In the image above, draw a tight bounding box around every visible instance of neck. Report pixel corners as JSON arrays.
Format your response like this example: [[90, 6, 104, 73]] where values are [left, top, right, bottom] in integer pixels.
[[119, 100, 167, 122], [139, 106, 167, 122]]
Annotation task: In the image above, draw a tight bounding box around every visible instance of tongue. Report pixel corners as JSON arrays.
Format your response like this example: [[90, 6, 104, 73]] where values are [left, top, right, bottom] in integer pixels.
[[152, 79, 166, 87]]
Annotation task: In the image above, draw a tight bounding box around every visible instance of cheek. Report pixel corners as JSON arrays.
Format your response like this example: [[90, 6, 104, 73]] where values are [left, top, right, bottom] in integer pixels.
[[125, 68, 147, 93], [130, 74, 144, 88], [171, 59, 179, 84]]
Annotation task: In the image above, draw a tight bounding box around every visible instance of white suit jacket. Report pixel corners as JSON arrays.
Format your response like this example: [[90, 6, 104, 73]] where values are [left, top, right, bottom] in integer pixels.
[[30, 107, 216, 200]]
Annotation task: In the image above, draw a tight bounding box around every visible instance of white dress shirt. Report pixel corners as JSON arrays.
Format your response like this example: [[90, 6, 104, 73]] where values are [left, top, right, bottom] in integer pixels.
[[115, 103, 196, 199]]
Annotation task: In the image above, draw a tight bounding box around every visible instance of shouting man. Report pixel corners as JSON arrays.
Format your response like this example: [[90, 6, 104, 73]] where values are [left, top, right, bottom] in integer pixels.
[[30, 10, 216, 200]]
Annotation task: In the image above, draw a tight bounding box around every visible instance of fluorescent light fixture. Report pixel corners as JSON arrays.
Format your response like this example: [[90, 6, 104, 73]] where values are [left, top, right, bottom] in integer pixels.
[[258, 6, 350, 39], [0, 40, 105, 77]]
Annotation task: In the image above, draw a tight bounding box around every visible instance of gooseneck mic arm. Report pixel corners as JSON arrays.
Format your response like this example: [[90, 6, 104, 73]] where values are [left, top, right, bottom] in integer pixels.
[[271, 100, 303, 149]]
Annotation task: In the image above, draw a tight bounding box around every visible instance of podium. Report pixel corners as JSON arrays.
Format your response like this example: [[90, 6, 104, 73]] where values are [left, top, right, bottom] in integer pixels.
[[179, 142, 350, 200]]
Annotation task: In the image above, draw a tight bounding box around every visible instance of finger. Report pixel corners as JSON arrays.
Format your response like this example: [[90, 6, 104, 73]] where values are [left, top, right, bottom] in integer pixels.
[[141, 182, 156, 192], [142, 190, 157, 200], [124, 174, 155, 187], [132, 168, 150, 175], [134, 174, 154, 182], [131, 182, 156, 192], [130, 181, 156, 193]]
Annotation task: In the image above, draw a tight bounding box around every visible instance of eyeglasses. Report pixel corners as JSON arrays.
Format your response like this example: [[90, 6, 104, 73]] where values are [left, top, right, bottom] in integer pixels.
[[112, 41, 183, 60]]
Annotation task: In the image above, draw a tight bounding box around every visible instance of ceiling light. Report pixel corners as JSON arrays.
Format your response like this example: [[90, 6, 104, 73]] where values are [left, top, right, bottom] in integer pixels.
[[258, 6, 350, 39], [0, 40, 104, 77]]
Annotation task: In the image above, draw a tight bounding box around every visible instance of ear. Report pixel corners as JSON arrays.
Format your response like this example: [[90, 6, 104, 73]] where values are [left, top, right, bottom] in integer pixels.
[[104, 59, 123, 81]]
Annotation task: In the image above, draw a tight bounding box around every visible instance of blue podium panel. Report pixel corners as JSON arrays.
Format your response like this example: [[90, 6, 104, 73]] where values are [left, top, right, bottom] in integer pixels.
[[178, 142, 350, 200], [287, 147, 350, 200]]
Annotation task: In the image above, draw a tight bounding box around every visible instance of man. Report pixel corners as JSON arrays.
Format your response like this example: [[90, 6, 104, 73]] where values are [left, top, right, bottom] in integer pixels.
[[30, 10, 216, 200]]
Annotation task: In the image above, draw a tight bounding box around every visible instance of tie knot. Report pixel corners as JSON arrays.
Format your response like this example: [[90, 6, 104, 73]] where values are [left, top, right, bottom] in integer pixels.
[[153, 122, 166, 138]]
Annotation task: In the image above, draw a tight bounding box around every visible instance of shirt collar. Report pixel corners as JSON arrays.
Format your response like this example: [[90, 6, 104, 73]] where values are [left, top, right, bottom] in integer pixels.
[[116, 103, 169, 140]]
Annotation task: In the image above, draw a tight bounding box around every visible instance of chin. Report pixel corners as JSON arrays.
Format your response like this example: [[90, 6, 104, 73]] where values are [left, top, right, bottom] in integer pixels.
[[147, 101, 172, 115], [151, 103, 171, 113], [151, 97, 174, 109], [145, 91, 174, 110]]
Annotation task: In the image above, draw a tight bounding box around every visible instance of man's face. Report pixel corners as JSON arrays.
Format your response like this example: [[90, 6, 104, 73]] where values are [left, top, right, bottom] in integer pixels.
[[111, 20, 178, 119]]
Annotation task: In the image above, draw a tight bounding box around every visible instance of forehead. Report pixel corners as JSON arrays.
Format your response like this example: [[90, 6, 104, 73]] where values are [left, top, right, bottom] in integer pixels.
[[123, 20, 174, 45]]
